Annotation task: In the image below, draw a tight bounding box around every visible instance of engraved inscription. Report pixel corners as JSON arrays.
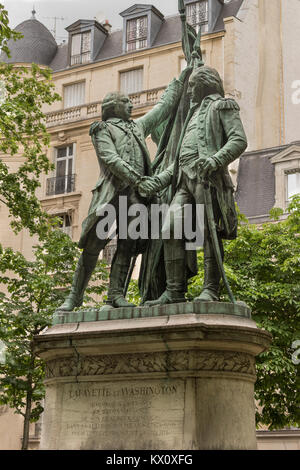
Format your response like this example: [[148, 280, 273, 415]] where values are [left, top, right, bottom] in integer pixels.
[[58, 380, 184, 450], [67, 384, 178, 400]]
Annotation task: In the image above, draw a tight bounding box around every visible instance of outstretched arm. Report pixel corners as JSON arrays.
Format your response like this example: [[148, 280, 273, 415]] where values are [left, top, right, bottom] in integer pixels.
[[137, 67, 192, 138]]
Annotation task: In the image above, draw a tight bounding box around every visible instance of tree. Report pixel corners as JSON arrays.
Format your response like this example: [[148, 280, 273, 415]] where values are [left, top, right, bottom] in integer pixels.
[[188, 196, 300, 430], [0, 6, 110, 449], [0, 228, 108, 450], [0, 3, 61, 237]]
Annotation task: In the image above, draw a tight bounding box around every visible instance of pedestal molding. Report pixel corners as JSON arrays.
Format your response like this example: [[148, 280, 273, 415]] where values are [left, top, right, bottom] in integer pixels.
[[45, 349, 256, 381], [36, 312, 272, 450]]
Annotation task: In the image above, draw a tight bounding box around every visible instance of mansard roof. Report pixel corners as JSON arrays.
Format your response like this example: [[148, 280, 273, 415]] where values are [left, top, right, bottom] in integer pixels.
[[235, 141, 300, 222], [65, 19, 108, 34], [0, 18, 57, 66], [120, 4, 164, 20], [236, 147, 276, 222], [2, 1, 245, 71]]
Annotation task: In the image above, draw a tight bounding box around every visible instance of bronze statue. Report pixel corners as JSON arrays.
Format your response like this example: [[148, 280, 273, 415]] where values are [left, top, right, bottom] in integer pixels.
[[58, 1, 247, 312], [58, 71, 190, 312], [138, 1, 247, 306], [141, 65, 247, 306]]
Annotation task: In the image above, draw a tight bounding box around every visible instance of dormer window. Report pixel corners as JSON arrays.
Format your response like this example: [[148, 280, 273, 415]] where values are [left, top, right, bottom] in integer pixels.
[[286, 169, 300, 204], [71, 31, 91, 65], [126, 16, 148, 52], [120, 5, 163, 54], [66, 19, 108, 67], [271, 143, 300, 210], [186, 1, 208, 33]]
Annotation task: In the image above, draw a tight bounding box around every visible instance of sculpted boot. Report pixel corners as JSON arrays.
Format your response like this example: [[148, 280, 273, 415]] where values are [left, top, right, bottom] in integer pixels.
[[57, 253, 99, 311], [144, 257, 186, 306], [194, 256, 221, 302], [106, 248, 136, 308]]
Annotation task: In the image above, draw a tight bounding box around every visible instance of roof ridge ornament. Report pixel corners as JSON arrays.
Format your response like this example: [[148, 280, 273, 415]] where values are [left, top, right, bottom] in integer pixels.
[[31, 5, 36, 19]]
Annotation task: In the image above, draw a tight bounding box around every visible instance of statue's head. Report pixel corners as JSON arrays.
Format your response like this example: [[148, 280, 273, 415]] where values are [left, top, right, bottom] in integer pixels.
[[102, 92, 133, 121], [188, 66, 225, 104]]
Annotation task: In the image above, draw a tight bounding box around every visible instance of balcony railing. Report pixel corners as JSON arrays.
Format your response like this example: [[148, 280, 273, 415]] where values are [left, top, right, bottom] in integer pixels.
[[70, 52, 91, 66], [46, 174, 76, 197], [45, 87, 166, 128]]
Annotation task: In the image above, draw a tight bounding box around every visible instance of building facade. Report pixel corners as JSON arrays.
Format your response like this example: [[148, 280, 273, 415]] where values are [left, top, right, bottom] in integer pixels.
[[0, 0, 299, 450]]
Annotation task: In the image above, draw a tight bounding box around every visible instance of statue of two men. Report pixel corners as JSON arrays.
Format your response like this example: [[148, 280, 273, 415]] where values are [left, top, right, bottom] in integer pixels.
[[59, 68, 190, 311], [58, 64, 247, 312]]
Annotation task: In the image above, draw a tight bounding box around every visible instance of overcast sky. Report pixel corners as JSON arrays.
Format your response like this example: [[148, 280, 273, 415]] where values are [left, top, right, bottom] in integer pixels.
[[2, 0, 179, 44]]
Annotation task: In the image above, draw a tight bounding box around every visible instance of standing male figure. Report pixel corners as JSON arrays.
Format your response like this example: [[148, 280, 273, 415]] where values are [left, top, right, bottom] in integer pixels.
[[143, 66, 248, 305], [58, 69, 190, 312]]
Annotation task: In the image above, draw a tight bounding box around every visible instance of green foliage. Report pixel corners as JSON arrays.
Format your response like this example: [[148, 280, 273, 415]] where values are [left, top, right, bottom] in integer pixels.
[[0, 230, 77, 419], [0, 228, 108, 424], [0, 4, 61, 238], [127, 279, 141, 306], [0, 4, 22, 58], [186, 250, 204, 301], [0, 7, 109, 447], [79, 256, 109, 310], [188, 196, 300, 430]]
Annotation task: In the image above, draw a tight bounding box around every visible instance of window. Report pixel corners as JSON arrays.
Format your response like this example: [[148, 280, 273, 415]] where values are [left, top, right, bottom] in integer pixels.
[[286, 170, 300, 202], [186, 1, 208, 33], [120, 68, 143, 95], [71, 31, 91, 65], [271, 144, 300, 211], [64, 82, 85, 108], [46, 144, 76, 196], [126, 16, 148, 52], [57, 214, 73, 238]]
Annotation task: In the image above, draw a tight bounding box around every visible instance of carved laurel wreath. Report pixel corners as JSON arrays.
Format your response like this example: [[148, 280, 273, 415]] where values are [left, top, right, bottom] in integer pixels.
[[45, 350, 256, 379]]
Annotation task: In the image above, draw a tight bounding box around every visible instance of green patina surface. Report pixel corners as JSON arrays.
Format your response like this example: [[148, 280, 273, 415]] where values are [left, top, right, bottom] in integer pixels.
[[56, 6, 248, 314], [53, 301, 251, 325]]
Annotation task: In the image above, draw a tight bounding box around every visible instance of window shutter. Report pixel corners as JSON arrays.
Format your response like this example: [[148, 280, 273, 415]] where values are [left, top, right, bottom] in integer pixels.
[[287, 172, 300, 200], [120, 69, 143, 95], [82, 32, 91, 53], [126, 16, 148, 51], [64, 82, 85, 108], [71, 32, 91, 64], [71, 34, 81, 56], [186, 1, 208, 33], [127, 18, 137, 42]]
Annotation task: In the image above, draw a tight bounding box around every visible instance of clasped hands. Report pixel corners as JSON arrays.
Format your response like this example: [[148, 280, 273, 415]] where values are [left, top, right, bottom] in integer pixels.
[[137, 176, 162, 198], [137, 156, 219, 197]]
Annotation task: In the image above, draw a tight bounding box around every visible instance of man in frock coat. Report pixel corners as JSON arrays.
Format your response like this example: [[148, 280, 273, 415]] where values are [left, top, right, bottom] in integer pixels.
[[141, 65, 248, 305], [58, 68, 190, 311]]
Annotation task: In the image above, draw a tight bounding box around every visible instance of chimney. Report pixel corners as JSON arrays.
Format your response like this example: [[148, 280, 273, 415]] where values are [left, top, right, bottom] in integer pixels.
[[103, 19, 112, 34]]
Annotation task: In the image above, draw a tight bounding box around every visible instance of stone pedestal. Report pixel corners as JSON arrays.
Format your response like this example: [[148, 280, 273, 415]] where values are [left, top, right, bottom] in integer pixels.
[[34, 303, 271, 450]]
